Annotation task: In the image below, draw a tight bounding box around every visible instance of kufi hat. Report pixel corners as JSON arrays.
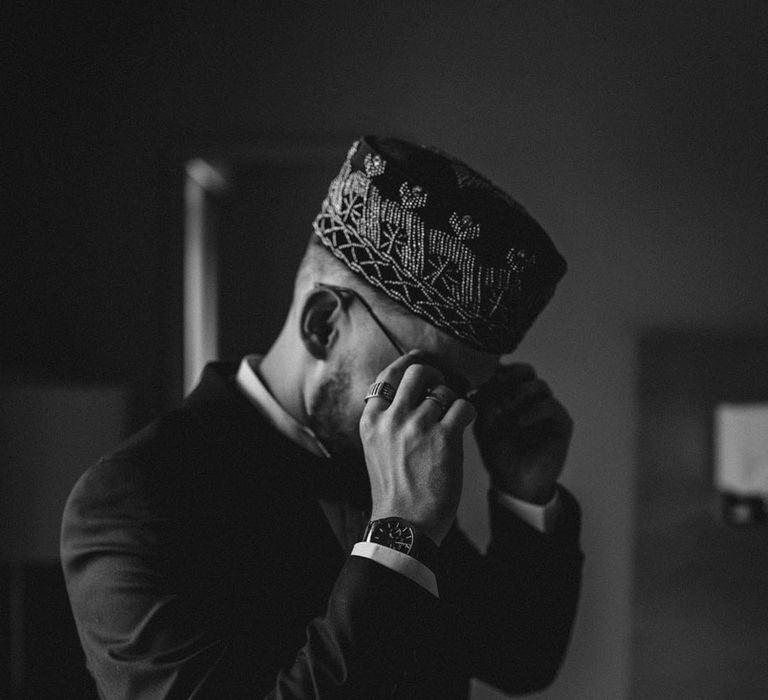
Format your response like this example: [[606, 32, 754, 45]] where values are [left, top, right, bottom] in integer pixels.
[[312, 136, 567, 354]]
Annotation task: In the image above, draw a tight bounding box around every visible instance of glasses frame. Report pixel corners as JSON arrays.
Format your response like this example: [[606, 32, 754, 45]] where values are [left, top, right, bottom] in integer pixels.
[[313, 282, 407, 357], [314, 282, 477, 399]]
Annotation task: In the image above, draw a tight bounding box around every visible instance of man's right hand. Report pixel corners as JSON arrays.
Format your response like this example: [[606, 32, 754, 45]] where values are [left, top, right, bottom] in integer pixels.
[[359, 350, 477, 546]]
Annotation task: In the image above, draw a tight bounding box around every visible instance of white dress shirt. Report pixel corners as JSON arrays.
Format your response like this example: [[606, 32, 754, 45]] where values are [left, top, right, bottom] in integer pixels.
[[235, 356, 559, 598]]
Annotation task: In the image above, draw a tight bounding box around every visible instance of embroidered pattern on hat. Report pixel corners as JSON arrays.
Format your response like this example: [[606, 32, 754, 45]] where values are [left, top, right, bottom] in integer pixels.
[[312, 138, 566, 353], [364, 153, 386, 178], [399, 182, 428, 210]]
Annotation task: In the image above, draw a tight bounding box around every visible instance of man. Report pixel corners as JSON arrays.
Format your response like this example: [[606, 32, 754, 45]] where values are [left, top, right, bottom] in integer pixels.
[[61, 136, 583, 698]]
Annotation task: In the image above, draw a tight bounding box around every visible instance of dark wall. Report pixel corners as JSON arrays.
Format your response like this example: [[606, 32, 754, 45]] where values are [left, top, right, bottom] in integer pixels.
[[3, 2, 177, 425], [4, 2, 768, 698], [635, 333, 768, 698]]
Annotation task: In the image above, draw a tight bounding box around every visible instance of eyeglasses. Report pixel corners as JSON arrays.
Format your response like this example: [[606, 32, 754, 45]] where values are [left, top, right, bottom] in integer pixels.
[[313, 282, 407, 357], [313, 282, 473, 397]]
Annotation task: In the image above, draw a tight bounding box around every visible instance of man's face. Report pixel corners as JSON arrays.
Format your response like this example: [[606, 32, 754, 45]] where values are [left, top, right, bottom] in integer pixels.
[[306, 298, 499, 459]]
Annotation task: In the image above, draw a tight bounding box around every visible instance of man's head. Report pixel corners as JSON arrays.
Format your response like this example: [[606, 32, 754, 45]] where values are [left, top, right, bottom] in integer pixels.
[[262, 136, 566, 459], [288, 236, 501, 457]]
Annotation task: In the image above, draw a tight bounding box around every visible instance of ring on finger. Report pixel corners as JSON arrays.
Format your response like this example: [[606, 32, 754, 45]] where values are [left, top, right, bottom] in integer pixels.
[[364, 381, 396, 404], [424, 389, 450, 415]]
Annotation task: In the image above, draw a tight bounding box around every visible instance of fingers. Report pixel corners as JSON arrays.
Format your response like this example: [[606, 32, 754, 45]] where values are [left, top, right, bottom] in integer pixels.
[[503, 378, 553, 412], [391, 362, 445, 412], [472, 371, 558, 442], [517, 398, 574, 437], [414, 384, 457, 423], [476, 386, 572, 447], [363, 351, 446, 418], [474, 376, 552, 415], [494, 361, 537, 384], [472, 362, 536, 404], [441, 398, 477, 432], [362, 350, 427, 413]]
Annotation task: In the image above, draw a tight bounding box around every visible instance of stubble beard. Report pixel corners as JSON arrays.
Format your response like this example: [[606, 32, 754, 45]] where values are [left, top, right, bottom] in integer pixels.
[[307, 363, 360, 458], [306, 360, 372, 509]]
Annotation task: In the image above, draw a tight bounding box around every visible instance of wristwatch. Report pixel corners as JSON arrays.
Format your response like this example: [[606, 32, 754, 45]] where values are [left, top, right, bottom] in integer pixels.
[[362, 517, 439, 572]]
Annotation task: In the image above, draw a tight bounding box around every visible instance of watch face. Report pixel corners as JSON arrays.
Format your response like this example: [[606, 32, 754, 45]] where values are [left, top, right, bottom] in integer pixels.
[[370, 520, 414, 555]]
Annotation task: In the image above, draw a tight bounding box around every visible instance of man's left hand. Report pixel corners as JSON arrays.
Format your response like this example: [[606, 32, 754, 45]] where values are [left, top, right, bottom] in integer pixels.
[[472, 362, 573, 504]]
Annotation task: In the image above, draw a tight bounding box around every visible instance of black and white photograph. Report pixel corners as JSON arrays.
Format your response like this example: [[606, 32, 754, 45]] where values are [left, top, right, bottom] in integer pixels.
[[2, 2, 767, 698]]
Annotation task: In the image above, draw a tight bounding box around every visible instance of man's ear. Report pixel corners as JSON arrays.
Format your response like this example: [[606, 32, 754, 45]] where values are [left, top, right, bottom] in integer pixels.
[[300, 287, 346, 360]]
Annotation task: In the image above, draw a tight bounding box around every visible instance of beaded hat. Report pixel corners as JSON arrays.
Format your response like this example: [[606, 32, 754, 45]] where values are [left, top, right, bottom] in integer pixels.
[[312, 136, 567, 354]]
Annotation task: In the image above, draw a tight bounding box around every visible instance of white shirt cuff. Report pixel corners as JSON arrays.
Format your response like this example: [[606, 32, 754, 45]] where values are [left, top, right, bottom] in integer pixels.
[[351, 541, 439, 598], [492, 487, 561, 533]]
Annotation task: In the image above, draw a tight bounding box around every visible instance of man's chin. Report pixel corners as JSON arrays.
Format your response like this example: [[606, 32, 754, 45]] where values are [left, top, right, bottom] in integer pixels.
[[308, 371, 371, 507], [312, 422, 360, 459]]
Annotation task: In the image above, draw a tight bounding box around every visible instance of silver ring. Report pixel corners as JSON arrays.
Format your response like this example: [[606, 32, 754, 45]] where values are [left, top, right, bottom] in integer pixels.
[[424, 390, 449, 415], [364, 381, 396, 404]]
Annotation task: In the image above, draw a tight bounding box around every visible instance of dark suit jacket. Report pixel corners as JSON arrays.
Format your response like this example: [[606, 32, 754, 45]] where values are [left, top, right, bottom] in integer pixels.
[[61, 363, 583, 699]]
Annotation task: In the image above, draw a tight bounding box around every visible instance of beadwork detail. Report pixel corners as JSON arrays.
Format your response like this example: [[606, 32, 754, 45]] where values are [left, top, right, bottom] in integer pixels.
[[399, 182, 428, 210], [312, 137, 566, 353], [364, 153, 386, 177]]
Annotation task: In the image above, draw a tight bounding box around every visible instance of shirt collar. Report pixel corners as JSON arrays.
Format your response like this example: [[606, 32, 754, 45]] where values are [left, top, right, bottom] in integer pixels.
[[235, 355, 331, 459]]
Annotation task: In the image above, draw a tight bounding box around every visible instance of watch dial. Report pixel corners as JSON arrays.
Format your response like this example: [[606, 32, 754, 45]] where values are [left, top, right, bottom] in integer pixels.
[[371, 521, 414, 554]]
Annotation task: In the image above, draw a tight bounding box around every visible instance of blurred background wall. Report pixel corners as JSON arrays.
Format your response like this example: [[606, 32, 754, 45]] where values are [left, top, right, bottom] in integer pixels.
[[3, 2, 767, 698]]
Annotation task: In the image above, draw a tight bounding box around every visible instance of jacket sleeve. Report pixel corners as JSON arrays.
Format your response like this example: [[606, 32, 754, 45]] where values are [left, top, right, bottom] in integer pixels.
[[61, 458, 436, 700], [268, 556, 435, 699], [437, 486, 584, 695]]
